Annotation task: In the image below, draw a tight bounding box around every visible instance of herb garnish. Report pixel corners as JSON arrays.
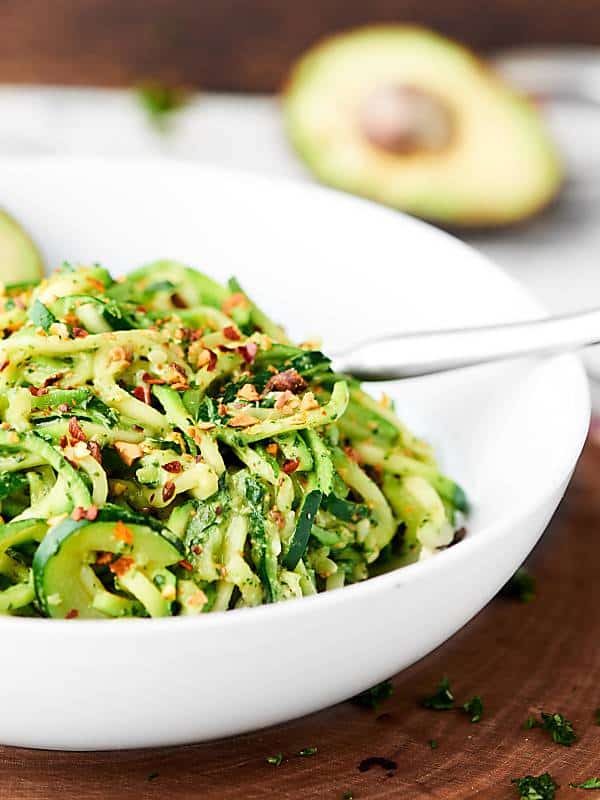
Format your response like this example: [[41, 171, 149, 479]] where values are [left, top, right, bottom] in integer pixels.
[[570, 778, 600, 790], [511, 772, 557, 799], [463, 695, 483, 723], [342, 792, 353, 800], [266, 753, 283, 766], [422, 677, 454, 710], [136, 82, 189, 131], [353, 679, 394, 710], [501, 567, 536, 603], [29, 298, 56, 332], [525, 711, 577, 746], [429, 739, 438, 749], [298, 747, 318, 757], [594, 708, 600, 726]]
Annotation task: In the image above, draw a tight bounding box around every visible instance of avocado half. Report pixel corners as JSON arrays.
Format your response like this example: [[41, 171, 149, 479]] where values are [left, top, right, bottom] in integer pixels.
[[0, 210, 44, 285], [283, 27, 562, 227]]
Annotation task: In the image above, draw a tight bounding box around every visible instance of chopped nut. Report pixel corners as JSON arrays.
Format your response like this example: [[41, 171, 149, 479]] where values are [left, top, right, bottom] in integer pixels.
[[68, 417, 87, 442], [221, 292, 249, 315], [228, 412, 258, 428], [237, 383, 260, 402], [162, 460, 182, 473], [195, 348, 217, 371], [114, 441, 143, 466], [264, 369, 307, 395], [300, 391, 320, 411]]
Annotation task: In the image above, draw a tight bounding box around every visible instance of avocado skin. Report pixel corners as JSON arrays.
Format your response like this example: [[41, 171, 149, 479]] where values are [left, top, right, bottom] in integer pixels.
[[282, 26, 563, 228], [0, 209, 44, 284]]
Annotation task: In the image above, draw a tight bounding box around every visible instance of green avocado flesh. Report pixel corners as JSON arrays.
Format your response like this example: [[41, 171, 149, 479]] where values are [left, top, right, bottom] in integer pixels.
[[0, 210, 44, 284], [283, 26, 563, 227]]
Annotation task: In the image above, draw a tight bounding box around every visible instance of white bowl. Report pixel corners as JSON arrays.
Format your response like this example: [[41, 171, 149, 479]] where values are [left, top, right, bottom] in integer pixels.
[[0, 157, 589, 750]]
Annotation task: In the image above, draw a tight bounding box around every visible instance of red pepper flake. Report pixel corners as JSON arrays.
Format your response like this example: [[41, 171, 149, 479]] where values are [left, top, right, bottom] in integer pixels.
[[282, 458, 300, 474], [133, 385, 152, 405], [239, 341, 258, 365], [114, 520, 134, 544], [162, 481, 176, 502], [71, 506, 86, 521], [68, 416, 87, 442], [162, 461, 182, 473], [87, 441, 102, 464], [344, 446, 361, 463], [0, 360, 9, 372], [95, 551, 113, 566], [58, 403, 69, 413], [72, 327, 89, 338], [109, 556, 135, 577], [28, 386, 49, 397], [178, 559, 193, 572], [65, 609, 79, 620], [142, 372, 166, 385], [85, 504, 99, 521], [171, 292, 188, 309], [223, 325, 241, 341]]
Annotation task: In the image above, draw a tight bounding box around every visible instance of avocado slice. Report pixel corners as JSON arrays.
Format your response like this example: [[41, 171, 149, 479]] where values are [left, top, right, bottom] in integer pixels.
[[283, 26, 562, 227], [0, 209, 44, 284]]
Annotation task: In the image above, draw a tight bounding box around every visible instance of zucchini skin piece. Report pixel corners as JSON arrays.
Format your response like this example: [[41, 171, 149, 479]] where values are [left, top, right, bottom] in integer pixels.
[[33, 507, 183, 619], [282, 489, 322, 571]]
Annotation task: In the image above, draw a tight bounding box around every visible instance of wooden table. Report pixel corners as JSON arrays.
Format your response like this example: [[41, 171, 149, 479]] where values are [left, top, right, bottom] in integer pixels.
[[2, 436, 599, 799]]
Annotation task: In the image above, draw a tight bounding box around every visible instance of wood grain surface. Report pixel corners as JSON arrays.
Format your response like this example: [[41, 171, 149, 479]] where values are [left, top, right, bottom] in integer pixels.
[[0, 0, 599, 92], [0, 433, 599, 798]]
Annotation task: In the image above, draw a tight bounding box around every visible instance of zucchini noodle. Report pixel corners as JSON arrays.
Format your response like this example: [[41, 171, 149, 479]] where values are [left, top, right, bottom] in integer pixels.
[[0, 261, 467, 619]]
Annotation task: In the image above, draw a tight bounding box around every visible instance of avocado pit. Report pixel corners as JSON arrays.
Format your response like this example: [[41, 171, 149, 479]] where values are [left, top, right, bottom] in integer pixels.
[[360, 84, 454, 155]]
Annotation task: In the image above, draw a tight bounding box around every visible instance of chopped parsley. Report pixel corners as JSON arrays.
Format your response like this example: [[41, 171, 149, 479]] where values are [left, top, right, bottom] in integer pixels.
[[526, 711, 577, 746], [422, 677, 454, 710], [342, 793, 354, 800], [298, 747, 318, 757], [463, 695, 483, 723], [428, 739, 438, 749], [136, 82, 189, 130], [511, 772, 557, 799], [570, 778, 600, 790], [501, 567, 536, 603], [29, 298, 56, 332], [266, 753, 283, 766], [353, 679, 394, 710], [594, 708, 600, 726]]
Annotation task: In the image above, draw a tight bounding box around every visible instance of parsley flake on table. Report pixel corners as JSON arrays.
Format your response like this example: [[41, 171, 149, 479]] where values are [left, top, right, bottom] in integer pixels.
[[511, 772, 557, 799], [500, 567, 536, 603], [463, 695, 483, 723], [526, 711, 577, 746], [298, 747, 318, 757], [570, 777, 600, 789], [594, 708, 600, 726], [422, 677, 454, 710], [428, 739, 438, 749], [266, 753, 283, 766], [352, 679, 394, 710], [342, 792, 354, 800], [136, 82, 189, 130]]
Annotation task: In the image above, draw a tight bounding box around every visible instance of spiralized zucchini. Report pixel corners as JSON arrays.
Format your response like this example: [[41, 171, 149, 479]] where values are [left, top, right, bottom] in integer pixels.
[[0, 261, 467, 618]]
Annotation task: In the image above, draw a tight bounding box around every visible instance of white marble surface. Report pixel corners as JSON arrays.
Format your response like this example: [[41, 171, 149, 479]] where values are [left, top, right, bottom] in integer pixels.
[[0, 49, 598, 398]]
